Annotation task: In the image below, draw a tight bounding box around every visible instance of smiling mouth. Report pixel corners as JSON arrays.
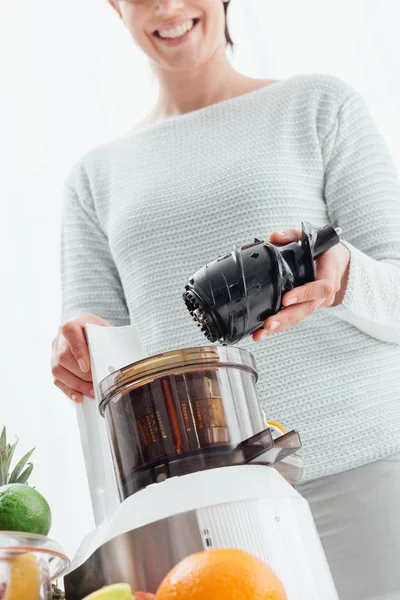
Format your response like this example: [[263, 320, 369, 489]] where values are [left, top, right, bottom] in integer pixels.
[[154, 18, 200, 40]]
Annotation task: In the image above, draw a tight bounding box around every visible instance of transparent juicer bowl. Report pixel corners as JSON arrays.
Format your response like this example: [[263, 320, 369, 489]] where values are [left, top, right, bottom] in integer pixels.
[[99, 346, 267, 499], [0, 531, 70, 600]]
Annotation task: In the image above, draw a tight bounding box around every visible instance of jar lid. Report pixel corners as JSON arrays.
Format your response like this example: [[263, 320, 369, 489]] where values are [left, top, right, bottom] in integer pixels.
[[98, 345, 257, 416]]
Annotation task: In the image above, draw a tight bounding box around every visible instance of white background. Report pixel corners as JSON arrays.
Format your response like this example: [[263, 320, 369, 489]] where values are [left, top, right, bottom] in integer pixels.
[[0, 0, 399, 562]]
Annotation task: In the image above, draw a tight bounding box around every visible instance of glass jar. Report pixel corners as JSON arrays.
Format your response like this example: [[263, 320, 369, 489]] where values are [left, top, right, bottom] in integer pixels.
[[0, 531, 69, 600]]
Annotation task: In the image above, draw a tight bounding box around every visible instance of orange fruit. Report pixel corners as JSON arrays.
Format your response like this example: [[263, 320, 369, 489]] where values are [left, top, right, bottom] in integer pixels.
[[5, 553, 41, 600], [155, 548, 287, 600]]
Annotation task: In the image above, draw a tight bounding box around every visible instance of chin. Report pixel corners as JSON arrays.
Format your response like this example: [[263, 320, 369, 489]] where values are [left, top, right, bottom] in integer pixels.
[[154, 50, 208, 72]]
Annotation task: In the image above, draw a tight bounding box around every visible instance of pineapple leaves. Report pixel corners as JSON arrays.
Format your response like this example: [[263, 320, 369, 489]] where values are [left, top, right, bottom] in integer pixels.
[[5, 441, 18, 478], [0, 426, 35, 486], [15, 463, 34, 484], [0, 426, 6, 449], [0, 426, 7, 486], [8, 447, 35, 484], [0, 441, 18, 487], [0, 458, 6, 486]]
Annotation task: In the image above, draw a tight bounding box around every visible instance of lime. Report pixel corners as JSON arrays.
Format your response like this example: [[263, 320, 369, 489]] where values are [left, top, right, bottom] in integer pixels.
[[0, 484, 51, 536], [83, 584, 136, 600]]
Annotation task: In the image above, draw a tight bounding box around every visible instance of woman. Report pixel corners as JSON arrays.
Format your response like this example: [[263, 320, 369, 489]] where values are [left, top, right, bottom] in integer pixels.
[[52, 1, 400, 598]]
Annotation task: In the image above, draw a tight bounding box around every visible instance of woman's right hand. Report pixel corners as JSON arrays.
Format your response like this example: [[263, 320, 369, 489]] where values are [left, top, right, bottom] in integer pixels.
[[51, 313, 110, 403]]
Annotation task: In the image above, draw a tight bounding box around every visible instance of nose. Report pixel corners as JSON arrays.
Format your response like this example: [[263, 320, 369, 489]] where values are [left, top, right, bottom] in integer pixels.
[[155, 0, 185, 16]]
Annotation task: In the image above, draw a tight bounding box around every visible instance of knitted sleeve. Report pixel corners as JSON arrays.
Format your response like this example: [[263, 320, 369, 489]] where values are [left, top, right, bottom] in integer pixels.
[[323, 91, 400, 344], [60, 171, 130, 326]]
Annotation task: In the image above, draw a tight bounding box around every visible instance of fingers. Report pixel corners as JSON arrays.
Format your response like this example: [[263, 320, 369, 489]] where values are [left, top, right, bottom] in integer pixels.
[[315, 252, 342, 305], [51, 348, 94, 402], [53, 379, 83, 404], [52, 364, 95, 399], [60, 319, 91, 374], [253, 265, 337, 342], [269, 228, 303, 246], [282, 279, 334, 308], [55, 339, 93, 381], [282, 247, 341, 309], [253, 299, 324, 341], [52, 313, 111, 403], [253, 234, 347, 343]]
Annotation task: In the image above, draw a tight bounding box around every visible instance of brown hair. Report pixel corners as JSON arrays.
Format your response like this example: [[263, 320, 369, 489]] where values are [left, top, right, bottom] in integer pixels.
[[224, 1, 233, 46]]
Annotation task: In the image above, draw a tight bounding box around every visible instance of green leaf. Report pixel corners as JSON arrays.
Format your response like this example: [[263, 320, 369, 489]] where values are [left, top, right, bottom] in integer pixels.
[[9, 447, 35, 484], [0, 457, 5, 486], [0, 426, 6, 448], [15, 463, 34, 484], [0, 454, 7, 486], [5, 441, 18, 484], [0, 427, 7, 486]]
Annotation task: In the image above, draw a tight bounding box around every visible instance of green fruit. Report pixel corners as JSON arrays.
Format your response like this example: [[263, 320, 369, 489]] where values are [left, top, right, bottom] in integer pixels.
[[0, 483, 51, 535], [83, 584, 136, 600]]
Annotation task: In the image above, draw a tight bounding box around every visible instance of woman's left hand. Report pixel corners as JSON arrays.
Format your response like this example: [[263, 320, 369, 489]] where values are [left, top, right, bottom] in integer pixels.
[[252, 228, 351, 342]]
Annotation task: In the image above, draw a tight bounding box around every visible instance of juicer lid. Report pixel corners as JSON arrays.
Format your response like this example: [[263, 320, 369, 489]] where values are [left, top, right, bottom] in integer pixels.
[[98, 345, 258, 416]]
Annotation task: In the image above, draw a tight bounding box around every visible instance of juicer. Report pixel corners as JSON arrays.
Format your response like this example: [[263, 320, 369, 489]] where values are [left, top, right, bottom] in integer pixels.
[[64, 324, 339, 599]]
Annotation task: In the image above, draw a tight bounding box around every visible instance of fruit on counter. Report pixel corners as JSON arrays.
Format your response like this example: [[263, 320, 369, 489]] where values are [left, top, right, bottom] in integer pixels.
[[3, 553, 41, 600], [82, 584, 155, 600], [0, 428, 56, 599], [83, 584, 135, 600], [0, 426, 35, 487], [0, 426, 51, 535], [0, 484, 51, 535], [155, 548, 288, 600]]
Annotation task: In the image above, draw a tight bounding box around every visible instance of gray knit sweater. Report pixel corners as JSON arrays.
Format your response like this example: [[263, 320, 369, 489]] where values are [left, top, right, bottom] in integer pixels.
[[61, 74, 400, 481]]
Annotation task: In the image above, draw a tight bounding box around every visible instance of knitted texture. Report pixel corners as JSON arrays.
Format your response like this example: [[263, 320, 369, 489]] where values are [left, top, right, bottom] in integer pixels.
[[61, 74, 400, 481]]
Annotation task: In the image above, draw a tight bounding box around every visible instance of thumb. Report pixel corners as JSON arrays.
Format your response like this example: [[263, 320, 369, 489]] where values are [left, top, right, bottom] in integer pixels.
[[269, 228, 303, 245]]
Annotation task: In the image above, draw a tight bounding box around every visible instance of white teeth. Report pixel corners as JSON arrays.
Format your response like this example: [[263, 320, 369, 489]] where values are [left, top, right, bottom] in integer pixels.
[[158, 19, 194, 39]]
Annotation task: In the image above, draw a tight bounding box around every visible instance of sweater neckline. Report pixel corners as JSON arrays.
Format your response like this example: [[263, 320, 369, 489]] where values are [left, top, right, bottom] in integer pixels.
[[129, 78, 287, 137]]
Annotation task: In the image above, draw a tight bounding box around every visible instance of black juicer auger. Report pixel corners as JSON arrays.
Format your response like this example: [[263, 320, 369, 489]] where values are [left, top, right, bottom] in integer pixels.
[[183, 222, 342, 345]]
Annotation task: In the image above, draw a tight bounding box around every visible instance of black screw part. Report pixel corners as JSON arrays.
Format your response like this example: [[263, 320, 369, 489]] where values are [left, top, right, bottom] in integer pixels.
[[183, 222, 342, 345]]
